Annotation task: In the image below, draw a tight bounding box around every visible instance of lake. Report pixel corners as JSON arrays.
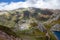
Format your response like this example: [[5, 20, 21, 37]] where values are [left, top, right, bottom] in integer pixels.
[[54, 31, 60, 40]]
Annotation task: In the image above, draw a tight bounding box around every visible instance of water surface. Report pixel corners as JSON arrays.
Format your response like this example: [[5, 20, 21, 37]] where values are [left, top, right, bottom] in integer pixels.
[[54, 31, 60, 40]]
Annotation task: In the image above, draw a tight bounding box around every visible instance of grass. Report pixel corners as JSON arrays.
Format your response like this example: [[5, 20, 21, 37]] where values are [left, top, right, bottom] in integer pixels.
[[51, 20, 60, 25], [43, 20, 59, 40], [41, 24, 57, 40], [43, 19, 60, 31], [0, 25, 18, 37], [48, 31, 57, 40]]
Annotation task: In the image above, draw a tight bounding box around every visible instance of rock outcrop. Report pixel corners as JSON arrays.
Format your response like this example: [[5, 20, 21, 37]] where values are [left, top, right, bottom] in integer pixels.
[[51, 24, 60, 31]]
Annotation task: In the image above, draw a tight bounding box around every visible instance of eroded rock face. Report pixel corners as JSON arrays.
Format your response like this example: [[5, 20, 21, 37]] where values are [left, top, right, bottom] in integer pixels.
[[51, 24, 60, 31], [0, 30, 21, 40]]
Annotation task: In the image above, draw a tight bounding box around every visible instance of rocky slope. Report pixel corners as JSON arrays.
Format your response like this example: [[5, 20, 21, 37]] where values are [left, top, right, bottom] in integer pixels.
[[0, 8, 60, 40]]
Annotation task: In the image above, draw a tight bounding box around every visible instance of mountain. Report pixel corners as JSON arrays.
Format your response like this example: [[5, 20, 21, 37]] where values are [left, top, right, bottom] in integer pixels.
[[0, 8, 60, 40]]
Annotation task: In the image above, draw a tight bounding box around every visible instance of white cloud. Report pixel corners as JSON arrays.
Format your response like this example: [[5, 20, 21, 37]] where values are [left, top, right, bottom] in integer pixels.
[[0, 0, 60, 10]]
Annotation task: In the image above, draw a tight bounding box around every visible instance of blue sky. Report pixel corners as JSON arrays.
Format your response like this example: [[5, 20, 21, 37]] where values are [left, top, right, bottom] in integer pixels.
[[0, 0, 60, 10], [0, 0, 25, 4], [0, 0, 25, 2]]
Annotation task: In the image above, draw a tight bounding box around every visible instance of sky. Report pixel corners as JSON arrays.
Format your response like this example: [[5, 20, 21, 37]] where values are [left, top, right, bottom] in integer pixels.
[[0, 0, 60, 10], [0, 0, 25, 3]]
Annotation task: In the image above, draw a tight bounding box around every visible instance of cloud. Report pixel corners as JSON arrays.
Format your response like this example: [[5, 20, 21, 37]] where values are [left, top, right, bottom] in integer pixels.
[[0, 0, 60, 10]]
